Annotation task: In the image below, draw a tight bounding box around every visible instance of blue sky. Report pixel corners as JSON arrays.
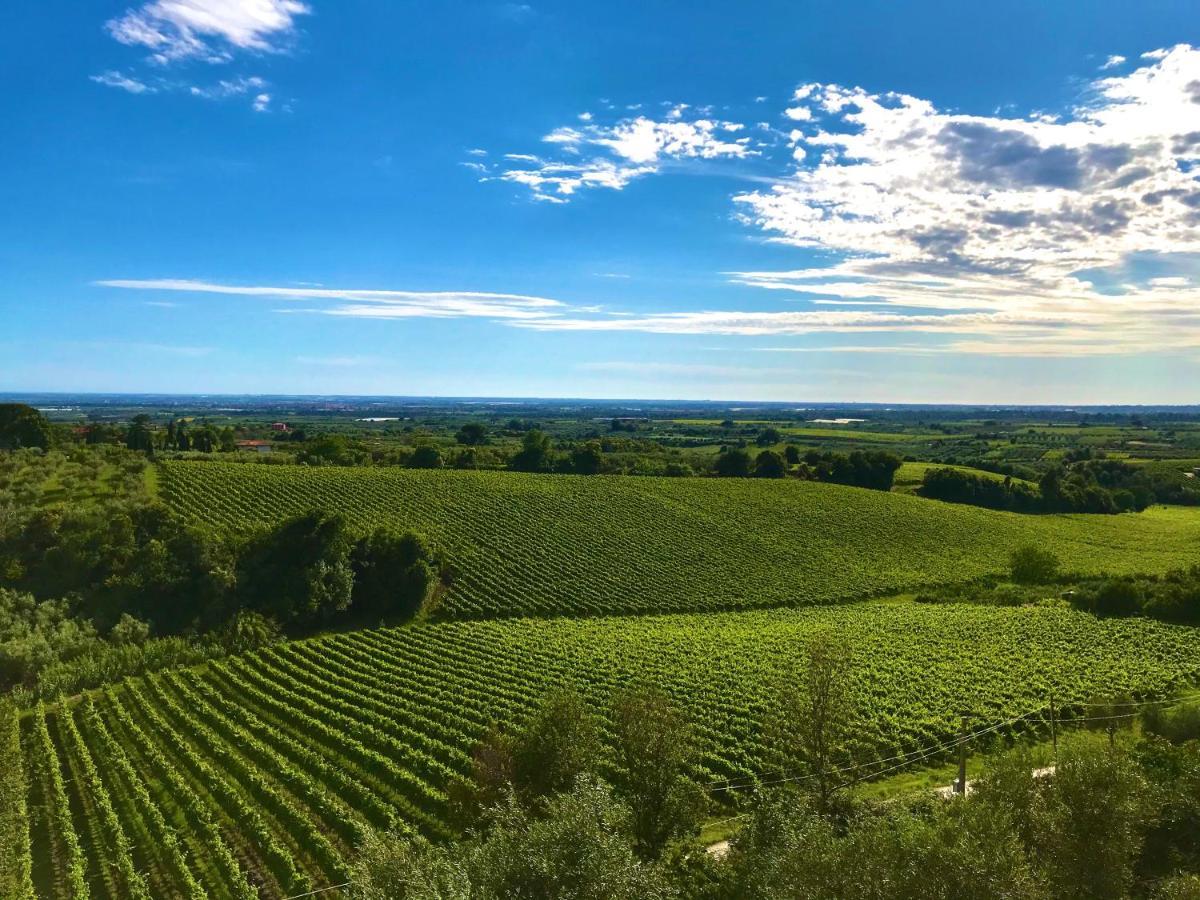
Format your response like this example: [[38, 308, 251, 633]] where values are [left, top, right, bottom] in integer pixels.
[[3, 1, 1200, 403]]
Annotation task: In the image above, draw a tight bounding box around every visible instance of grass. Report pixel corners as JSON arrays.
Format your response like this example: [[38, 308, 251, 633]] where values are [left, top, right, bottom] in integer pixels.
[[161, 461, 1200, 620], [892, 461, 1038, 494]]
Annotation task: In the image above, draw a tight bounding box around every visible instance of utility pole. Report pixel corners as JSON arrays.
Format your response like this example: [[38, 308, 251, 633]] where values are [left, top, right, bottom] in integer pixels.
[[1049, 692, 1058, 762], [956, 715, 968, 795]]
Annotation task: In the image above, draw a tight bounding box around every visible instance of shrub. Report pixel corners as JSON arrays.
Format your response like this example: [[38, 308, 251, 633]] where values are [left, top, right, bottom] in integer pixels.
[[1009, 546, 1060, 585]]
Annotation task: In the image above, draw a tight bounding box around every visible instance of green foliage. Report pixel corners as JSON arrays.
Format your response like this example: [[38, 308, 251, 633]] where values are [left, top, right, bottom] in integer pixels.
[[513, 689, 600, 802], [771, 631, 853, 812], [236, 509, 355, 627], [714, 447, 753, 477], [351, 528, 437, 619], [214, 608, 282, 654], [802, 449, 902, 491], [0, 589, 99, 690], [756, 427, 783, 447], [108, 612, 150, 645], [468, 779, 672, 900], [1143, 700, 1200, 744], [14, 601, 1200, 897], [409, 445, 444, 469], [455, 422, 489, 446], [1009, 545, 1060, 584], [609, 684, 707, 857], [349, 831, 471, 900], [0, 404, 51, 450], [509, 429, 553, 472], [1032, 739, 1150, 899], [0, 698, 34, 899], [160, 462, 1200, 619], [920, 466, 1042, 512], [571, 442, 604, 475], [356, 780, 670, 900], [753, 449, 787, 478], [723, 791, 1039, 900]]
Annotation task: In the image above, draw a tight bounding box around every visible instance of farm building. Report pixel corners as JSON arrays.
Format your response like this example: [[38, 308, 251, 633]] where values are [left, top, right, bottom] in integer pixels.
[[235, 439, 273, 454]]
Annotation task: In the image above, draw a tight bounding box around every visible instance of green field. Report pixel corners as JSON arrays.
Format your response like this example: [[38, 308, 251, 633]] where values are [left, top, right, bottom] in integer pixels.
[[892, 461, 1039, 494], [160, 461, 1200, 619], [14, 601, 1200, 898]]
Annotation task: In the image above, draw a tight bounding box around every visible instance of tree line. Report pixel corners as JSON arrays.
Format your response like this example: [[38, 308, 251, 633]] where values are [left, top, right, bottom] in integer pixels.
[[914, 546, 1200, 625], [0, 502, 440, 695], [921, 454, 1199, 515]]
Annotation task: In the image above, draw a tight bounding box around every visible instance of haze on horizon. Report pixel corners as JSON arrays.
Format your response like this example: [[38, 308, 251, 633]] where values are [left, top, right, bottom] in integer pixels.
[[3, 1, 1199, 404]]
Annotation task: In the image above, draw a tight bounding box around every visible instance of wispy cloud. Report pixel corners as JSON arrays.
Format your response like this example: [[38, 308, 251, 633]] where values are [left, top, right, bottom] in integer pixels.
[[188, 74, 265, 98], [105, 0, 311, 65], [90, 70, 155, 94], [96, 50, 1200, 360], [92, 1, 306, 110], [1100, 54, 1127, 70], [95, 278, 569, 321]]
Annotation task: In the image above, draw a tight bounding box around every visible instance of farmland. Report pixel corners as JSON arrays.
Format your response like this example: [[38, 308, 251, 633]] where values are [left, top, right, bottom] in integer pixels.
[[12, 601, 1200, 898], [160, 461, 1200, 619]]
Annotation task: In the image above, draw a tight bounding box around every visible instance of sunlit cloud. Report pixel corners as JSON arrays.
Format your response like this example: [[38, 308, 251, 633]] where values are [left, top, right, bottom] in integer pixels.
[[105, 0, 311, 65], [477, 109, 756, 201]]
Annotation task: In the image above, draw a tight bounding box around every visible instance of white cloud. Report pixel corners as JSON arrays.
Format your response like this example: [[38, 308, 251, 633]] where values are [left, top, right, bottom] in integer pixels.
[[1100, 54, 1127, 70], [252, 92, 271, 112], [719, 44, 1200, 356], [90, 70, 155, 94], [106, 0, 311, 65], [188, 74, 266, 97], [94, 278, 569, 321], [482, 109, 753, 201], [96, 48, 1200, 360]]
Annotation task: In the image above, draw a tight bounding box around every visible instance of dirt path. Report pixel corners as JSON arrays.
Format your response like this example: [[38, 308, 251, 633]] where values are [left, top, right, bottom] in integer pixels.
[[933, 764, 1055, 798]]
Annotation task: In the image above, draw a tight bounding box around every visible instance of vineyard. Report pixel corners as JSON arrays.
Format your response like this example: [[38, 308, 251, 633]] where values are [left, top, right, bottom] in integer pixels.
[[160, 461, 1200, 619], [12, 602, 1200, 899]]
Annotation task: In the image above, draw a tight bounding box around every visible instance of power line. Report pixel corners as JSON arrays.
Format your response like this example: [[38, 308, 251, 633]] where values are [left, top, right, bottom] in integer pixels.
[[281, 882, 352, 900], [710, 706, 1042, 795], [706, 692, 1198, 797]]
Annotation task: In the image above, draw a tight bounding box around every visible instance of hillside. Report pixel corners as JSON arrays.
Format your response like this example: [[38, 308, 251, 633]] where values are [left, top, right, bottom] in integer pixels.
[[15, 601, 1200, 898], [160, 461, 1200, 619]]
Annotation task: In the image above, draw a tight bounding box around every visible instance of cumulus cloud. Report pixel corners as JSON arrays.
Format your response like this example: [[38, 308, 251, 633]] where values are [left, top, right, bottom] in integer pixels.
[[478, 109, 755, 201], [713, 44, 1200, 355], [105, 0, 311, 65], [100, 50, 1200, 359]]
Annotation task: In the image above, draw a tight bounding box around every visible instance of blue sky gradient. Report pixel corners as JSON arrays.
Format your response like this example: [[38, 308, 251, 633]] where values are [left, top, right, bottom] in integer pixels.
[[2, 1, 1199, 402]]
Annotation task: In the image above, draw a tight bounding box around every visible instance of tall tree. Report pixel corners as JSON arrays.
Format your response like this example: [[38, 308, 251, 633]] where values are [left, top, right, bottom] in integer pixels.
[[771, 630, 853, 812], [609, 685, 707, 858], [0, 404, 51, 450]]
